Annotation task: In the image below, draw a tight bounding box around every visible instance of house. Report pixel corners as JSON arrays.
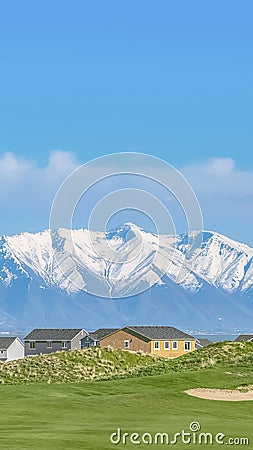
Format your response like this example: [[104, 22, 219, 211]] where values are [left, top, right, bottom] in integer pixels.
[[80, 328, 118, 348], [100, 326, 196, 358], [0, 337, 24, 362], [195, 338, 213, 349], [24, 328, 87, 356], [234, 334, 253, 342]]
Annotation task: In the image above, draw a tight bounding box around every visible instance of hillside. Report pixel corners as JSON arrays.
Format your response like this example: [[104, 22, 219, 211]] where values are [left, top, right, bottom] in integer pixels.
[[0, 347, 167, 384], [168, 340, 253, 372], [1, 341, 253, 385]]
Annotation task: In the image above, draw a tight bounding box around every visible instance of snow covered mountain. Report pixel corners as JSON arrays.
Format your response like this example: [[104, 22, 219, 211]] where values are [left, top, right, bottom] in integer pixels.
[[1, 223, 253, 333]]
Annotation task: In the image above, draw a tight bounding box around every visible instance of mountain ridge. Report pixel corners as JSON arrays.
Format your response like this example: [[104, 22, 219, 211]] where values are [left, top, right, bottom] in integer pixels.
[[1, 224, 253, 332]]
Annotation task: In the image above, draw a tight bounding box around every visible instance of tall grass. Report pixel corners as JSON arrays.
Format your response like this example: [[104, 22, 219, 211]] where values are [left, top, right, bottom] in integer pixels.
[[1, 341, 253, 385]]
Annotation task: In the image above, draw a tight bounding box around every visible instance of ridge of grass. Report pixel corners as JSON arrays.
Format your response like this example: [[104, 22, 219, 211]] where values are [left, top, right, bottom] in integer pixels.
[[0, 347, 166, 384], [1, 341, 253, 385]]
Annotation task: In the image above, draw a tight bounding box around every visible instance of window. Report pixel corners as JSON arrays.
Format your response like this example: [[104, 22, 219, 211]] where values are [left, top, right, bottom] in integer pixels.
[[62, 341, 67, 349], [172, 341, 178, 350], [85, 343, 90, 348], [124, 340, 130, 349], [46, 341, 52, 348], [164, 341, 170, 350], [29, 341, 36, 349], [154, 341, 160, 350], [0, 350, 4, 354], [184, 341, 191, 351]]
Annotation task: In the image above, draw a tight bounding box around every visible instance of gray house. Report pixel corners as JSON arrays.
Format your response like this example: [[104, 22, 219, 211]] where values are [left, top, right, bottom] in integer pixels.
[[24, 328, 87, 356], [80, 328, 118, 348], [234, 334, 253, 342], [0, 337, 24, 362]]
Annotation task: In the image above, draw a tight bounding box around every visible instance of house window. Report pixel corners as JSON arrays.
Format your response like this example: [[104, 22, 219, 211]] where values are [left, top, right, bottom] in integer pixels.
[[46, 341, 52, 348], [184, 341, 191, 351], [124, 340, 130, 349], [164, 341, 170, 350], [154, 341, 160, 350], [29, 341, 36, 349], [62, 341, 67, 349], [0, 350, 4, 354], [172, 341, 178, 350], [85, 342, 90, 348]]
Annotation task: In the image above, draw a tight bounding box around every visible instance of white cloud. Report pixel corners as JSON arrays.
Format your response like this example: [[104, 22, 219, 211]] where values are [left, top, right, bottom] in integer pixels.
[[0, 152, 252, 245], [0, 152, 34, 178], [0, 150, 78, 183], [44, 150, 78, 177], [0, 151, 80, 234], [181, 158, 253, 199], [180, 158, 253, 244], [203, 158, 235, 176]]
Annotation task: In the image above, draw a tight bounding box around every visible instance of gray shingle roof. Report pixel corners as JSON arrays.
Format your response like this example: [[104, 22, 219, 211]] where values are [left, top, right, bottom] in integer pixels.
[[195, 338, 213, 348], [123, 326, 196, 341], [0, 337, 18, 349], [24, 329, 84, 341], [234, 334, 253, 342], [88, 328, 119, 341]]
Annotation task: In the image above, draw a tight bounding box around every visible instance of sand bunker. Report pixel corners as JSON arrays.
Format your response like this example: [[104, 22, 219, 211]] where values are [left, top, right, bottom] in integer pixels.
[[186, 388, 253, 401]]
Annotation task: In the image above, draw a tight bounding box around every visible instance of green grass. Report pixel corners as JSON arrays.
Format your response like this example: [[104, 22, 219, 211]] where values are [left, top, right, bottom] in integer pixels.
[[1, 342, 253, 449], [0, 369, 252, 449]]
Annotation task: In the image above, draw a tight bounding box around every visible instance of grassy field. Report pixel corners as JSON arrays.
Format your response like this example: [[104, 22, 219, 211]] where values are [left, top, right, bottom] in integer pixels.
[[0, 343, 253, 449], [0, 369, 252, 449]]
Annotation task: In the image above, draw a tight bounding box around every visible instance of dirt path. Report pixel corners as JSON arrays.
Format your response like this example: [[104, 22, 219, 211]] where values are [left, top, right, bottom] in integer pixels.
[[186, 388, 253, 401]]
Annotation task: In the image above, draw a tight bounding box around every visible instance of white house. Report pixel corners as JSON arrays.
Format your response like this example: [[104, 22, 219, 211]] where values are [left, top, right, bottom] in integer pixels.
[[0, 337, 24, 362]]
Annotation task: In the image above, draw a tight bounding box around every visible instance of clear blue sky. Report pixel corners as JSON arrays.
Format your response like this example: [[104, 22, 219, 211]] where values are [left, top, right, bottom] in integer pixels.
[[0, 1, 253, 242], [1, 0, 252, 166]]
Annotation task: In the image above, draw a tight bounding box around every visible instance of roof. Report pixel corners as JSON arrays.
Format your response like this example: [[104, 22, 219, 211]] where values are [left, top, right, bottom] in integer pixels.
[[0, 337, 18, 349], [84, 328, 119, 341], [102, 326, 196, 342], [234, 334, 253, 342], [24, 329, 85, 341], [195, 338, 213, 348]]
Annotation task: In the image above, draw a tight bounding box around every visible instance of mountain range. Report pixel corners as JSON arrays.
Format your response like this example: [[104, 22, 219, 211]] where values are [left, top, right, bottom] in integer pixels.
[[1, 223, 253, 333]]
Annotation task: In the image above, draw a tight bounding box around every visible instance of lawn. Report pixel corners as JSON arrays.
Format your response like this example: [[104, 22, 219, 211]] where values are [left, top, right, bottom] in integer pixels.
[[0, 368, 252, 449]]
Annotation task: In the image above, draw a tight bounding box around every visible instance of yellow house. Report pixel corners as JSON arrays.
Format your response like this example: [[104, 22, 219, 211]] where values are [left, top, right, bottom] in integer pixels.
[[100, 326, 196, 358]]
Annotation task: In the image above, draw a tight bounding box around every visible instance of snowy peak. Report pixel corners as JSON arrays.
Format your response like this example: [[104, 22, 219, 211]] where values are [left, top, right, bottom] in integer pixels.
[[106, 222, 146, 242], [171, 230, 253, 293]]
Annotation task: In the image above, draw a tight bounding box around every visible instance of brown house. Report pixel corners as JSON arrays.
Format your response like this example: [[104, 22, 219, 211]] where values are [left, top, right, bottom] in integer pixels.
[[100, 326, 196, 358]]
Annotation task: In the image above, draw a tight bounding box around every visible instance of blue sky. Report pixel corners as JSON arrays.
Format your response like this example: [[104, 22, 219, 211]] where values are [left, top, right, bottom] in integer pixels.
[[0, 1, 253, 243]]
